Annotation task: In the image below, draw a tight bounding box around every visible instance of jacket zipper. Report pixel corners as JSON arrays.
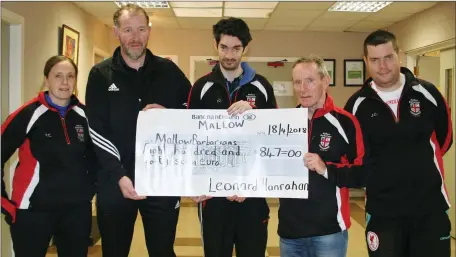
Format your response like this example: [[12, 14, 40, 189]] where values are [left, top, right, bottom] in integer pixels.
[[60, 111, 71, 144], [373, 94, 403, 124], [308, 111, 317, 145]]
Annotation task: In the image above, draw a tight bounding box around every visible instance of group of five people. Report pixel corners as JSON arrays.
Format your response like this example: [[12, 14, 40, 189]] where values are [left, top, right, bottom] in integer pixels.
[[1, 3, 452, 257]]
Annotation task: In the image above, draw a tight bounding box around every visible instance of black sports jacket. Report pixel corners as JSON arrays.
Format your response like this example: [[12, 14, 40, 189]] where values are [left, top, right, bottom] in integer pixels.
[[1, 92, 96, 223], [344, 67, 453, 217], [85, 47, 191, 185], [187, 62, 277, 109], [278, 95, 366, 238]]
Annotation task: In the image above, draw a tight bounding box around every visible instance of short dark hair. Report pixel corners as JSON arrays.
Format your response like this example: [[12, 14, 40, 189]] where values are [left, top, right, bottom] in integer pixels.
[[113, 3, 149, 28], [213, 17, 252, 47], [364, 29, 399, 57]]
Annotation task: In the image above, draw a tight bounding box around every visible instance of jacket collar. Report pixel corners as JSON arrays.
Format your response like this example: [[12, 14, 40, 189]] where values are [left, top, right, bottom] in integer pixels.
[[38, 91, 79, 113], [296, 94, 335, 119], [358, 67, 418, 98]]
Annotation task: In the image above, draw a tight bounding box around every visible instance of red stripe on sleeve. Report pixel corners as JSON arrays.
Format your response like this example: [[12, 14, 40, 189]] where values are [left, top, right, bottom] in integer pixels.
[[1, 197, 16, 223], [1, 97, 39, 135], [11, 139, 38, 208]]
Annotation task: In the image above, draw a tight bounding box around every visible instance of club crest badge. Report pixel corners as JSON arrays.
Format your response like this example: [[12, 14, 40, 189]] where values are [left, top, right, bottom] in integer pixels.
[[75, 125, 85, 142], [409, 99, 421, 116], [367, 231, 379, 251], [246, 93, 256, 106], [319, 132, 331, 151]]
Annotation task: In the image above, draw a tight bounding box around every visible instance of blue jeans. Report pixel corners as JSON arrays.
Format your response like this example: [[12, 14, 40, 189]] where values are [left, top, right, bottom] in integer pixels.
[[280, 230, 348, 257]]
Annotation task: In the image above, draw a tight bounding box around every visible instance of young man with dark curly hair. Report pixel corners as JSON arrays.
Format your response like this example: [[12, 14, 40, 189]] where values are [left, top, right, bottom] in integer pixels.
[[187, 17, 277, 257]]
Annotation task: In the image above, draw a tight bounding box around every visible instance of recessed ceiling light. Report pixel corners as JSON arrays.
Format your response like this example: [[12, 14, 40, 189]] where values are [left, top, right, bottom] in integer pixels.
[[328, 1, 392, 12], [114, 1, 169, 9]]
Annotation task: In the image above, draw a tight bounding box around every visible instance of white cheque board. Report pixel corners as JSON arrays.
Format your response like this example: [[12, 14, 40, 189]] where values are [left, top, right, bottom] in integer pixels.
[[135, 108, 309, 198]]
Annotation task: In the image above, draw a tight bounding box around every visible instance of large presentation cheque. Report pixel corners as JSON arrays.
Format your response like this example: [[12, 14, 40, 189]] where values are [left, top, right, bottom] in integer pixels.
[[135, 108, 309, 198]]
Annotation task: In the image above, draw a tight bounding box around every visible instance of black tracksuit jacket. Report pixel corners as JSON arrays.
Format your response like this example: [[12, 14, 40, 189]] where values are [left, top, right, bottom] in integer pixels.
[[344, 67, 453, 218], [278, 95, 366, 238], [1, 92, 96, 222], [85, 47, 191, 185]]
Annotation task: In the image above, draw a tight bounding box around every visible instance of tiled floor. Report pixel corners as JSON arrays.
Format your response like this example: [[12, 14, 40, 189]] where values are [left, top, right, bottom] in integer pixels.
[[47, 198, 455, 257]]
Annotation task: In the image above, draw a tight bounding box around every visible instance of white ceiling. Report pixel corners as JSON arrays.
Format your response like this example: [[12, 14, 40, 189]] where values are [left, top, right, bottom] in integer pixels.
[[73, 1, 438, 32]]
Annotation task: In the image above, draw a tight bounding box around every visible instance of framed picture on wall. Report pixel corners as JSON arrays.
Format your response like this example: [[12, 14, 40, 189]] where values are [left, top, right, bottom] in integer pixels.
[[344, 59, 365, 86], [60, 24, 80, 65], [324, 59, 335, 86]]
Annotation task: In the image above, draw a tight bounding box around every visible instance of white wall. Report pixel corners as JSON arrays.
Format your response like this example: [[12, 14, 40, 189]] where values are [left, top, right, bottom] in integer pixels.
[[440, 48, 456, 237], [418, 56, 440, 88]]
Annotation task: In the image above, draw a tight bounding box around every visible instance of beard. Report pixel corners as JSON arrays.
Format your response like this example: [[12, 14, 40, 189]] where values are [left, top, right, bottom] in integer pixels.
[[121, 41, 146, 60], [220, 58, 241, 71]]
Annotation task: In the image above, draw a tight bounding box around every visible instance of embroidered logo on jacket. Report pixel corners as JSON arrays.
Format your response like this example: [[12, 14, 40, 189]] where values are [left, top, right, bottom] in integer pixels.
[[319, 132, 331, 151], [246, 93, 256, 106], [108, 83, 119, 92], [75, 125, 85, 142], [367, 231, 379, 251], [409, 99, 421, 116]]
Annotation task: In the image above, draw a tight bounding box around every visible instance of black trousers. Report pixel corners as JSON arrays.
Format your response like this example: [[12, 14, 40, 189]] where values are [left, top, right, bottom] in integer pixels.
[[96, 182, 180, 257], [198, 197, 269, 257], [10, 202, 92, 257], [366, 211, 451, 257]]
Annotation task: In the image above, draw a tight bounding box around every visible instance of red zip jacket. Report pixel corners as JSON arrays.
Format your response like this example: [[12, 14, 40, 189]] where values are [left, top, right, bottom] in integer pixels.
[[1, 92, 97, 223]]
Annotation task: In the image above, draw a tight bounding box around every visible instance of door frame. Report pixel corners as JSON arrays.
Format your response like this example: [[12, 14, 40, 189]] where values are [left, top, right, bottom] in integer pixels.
[[189, 56, 300, 84], [1, 8, 25, 257], [1, 7, 24, 113]]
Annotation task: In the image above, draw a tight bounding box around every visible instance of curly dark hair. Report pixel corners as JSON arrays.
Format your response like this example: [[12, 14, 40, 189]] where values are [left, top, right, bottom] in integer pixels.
[[213, 17, 252, 47]]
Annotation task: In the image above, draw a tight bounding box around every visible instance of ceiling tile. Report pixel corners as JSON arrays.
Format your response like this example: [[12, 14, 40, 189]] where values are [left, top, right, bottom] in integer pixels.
[[347, 20, 395, 32], [177, 17, 221, 29], [380, 2, 437, 14], [267, 17, 315, 27], [318, 11, 371, 20], [170, 2, 223, 8], [146, 8, 175, 17], [307, 18, 359, 28], [224, 2, 278, 9], [270, 9, 324, 19], [224, 8, 274, 18], [264, 25, 304, 31], [365, 11, 413, 22], [173, 8, 222, 18], [275, 2, 335, 11]]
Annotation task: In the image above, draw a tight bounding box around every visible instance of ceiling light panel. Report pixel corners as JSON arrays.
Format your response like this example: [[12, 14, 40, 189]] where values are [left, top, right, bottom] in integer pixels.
[[115, 1, 169, 8], [173, 8, 222, 18], [224, 2, 278, 9], [224, 8, 273, 18], [328, 1, 392, 12], [170, 2, 223, 8]]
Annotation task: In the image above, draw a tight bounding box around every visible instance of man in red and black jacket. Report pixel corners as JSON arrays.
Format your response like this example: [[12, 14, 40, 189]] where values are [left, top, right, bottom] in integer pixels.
[[278, 55, 367, 257], [187, 17, 277, 257], [344, 30, 453, 257]]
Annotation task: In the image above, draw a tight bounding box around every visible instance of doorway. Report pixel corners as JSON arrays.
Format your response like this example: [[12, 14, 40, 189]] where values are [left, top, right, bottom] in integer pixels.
[[1, 7, 25, 257]]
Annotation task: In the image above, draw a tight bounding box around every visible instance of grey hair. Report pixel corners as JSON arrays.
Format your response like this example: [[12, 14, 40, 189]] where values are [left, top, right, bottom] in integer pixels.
[[292, 55, 329, 78]]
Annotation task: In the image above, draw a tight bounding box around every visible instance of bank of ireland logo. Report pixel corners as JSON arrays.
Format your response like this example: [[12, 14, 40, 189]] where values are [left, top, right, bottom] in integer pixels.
[[319, 132, 331, 151], [75, 125, 85, 142], [409, 99, 421, 116], [367, 231, 379, 251], [243, 113, 256, 121]]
